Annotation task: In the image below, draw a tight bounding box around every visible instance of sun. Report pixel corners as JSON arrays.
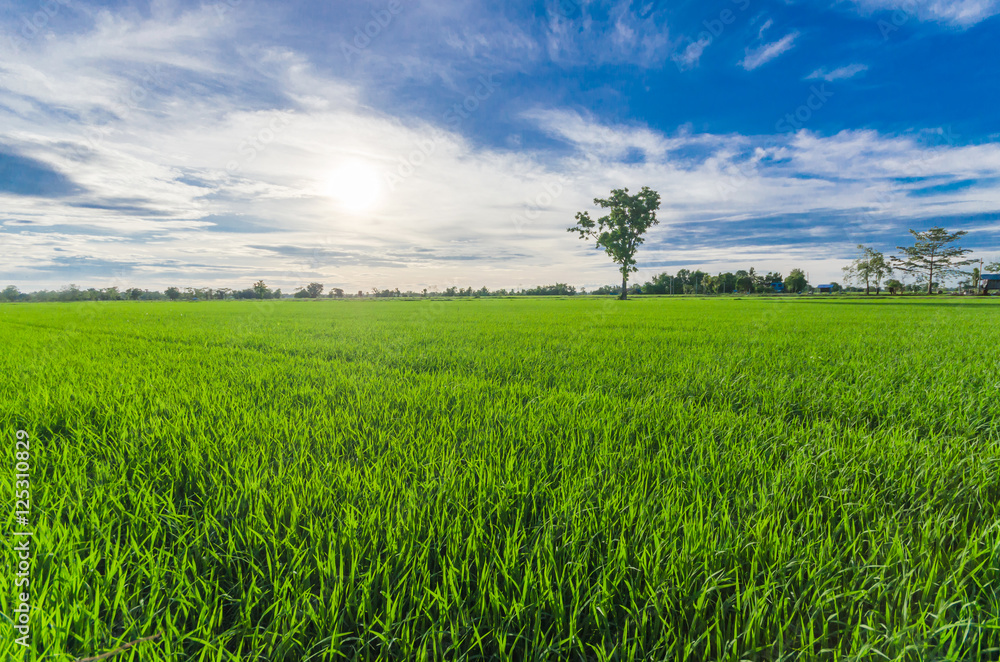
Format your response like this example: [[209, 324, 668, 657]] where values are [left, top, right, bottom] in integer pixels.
[[323, 161, 384, 213]]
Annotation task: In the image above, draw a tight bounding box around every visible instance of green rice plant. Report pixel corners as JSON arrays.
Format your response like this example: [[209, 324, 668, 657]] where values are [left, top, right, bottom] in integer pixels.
[[0, 297, 998, 661]]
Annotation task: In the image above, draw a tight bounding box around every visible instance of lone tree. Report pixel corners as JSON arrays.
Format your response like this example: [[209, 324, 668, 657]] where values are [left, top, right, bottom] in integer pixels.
[[568, 186, 661, 300], [253, 280, 269, 299], [890, 227, 975, 294], [304, 282, 324, 298], [843, 245, 892, 294]]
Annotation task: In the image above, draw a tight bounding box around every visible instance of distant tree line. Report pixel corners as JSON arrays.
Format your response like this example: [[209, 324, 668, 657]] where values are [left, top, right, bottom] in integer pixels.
[[0, 281, 585, 302], [2, 226, 993, 304], [590, 267, 812, 296], [370, 284, 578, 297]]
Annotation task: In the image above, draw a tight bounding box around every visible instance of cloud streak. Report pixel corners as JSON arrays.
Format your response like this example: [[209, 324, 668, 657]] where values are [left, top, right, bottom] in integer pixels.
[[740, 31, 799, 70], [843, 0, 1000, 27], [806, 63, 869, 81]]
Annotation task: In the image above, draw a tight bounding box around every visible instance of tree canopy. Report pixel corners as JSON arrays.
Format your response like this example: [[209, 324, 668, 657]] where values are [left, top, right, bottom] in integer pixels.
[[568, 186, 661, 300], [843, 245, 892, 294], [890, 227, 975, 294], [784, 269, 808, 293]]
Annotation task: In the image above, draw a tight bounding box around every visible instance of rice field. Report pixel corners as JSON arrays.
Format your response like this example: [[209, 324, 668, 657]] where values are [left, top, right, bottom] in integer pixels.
[[1, 297, 999, 661]]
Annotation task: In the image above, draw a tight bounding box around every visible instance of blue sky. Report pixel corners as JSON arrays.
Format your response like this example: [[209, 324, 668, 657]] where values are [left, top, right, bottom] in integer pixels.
[[1, 0, 999, 291]]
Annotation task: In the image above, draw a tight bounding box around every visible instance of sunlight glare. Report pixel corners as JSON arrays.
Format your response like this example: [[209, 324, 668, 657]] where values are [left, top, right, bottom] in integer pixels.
[[324, 161, 384, 214]]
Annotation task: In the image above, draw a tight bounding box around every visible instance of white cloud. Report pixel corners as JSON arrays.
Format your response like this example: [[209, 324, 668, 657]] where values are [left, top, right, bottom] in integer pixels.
[[2, 8, 1000, 291], [842, 0, 1000, 27], [543, 0, 674, 68], [740, 31, 799, 70], [671, 37, 711, 70], [806, 63, 869, 81]]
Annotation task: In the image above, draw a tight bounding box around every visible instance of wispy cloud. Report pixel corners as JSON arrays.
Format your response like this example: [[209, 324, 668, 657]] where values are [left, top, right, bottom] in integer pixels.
[[806, 63, 869, 81], [672, 37, 711, 70], [543, 0, 674, 68], [757, 18, 775, 39], [740, 31, 799, 71], [842, 0, 1000, 27]]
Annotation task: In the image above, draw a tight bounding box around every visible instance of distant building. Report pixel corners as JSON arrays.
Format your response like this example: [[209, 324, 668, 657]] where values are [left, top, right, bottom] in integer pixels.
[[817, 284, 833, 294], [980, 274, 1000, 295], [770, 282, 784, 293]]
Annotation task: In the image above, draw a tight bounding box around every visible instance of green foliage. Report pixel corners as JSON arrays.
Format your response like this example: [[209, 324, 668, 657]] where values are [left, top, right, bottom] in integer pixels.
[[891, 227, 975, 294], [521, 283, 576, 295], [2, 299, 1000, 660], [885, 278, 904, 294], [164, 286, 181, 301], [1, 285, 22, 302], [569, 186, 661, 299], [763, 271, 783, 287], [295, 284, 323, 298], [844, 245, 891, 294], [784, 268, 808, 293]]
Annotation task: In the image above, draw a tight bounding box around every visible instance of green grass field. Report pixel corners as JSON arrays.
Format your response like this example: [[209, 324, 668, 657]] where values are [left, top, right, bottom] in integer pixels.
[[2, 297, 999, 661]]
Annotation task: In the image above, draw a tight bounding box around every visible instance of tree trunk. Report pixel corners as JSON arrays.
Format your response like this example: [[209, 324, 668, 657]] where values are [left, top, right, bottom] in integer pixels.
[[620, 272, 628, 300], [927, 259, 934, 295]]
